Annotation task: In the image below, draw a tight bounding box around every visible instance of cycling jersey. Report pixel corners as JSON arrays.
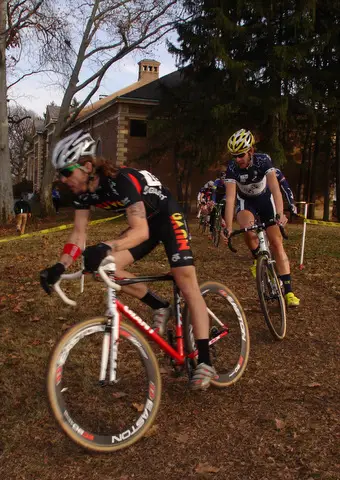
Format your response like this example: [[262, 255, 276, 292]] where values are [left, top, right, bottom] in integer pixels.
[[225, 153, 275, 198], [200, 187, 213, 203], [212, 179, 226, 203], [74, 168, 170, 219], [73, 167, 193, 267]]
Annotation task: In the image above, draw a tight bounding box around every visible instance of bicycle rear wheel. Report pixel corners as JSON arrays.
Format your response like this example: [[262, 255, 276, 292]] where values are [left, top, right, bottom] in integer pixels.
[[183, 282, 250, 387], [47, 318, 161, 452], [256, 254, 287, 340], [198, 215, 207, 233]]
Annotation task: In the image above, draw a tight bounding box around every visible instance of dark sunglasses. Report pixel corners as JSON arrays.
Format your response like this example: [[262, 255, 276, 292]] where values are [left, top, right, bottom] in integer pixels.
[[58, 163, 81, 178], [232, 152, 247, 159]]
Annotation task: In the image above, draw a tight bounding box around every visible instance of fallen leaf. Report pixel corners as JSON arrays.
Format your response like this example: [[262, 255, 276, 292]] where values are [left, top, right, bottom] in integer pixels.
[[195, 463, 221, 474], [61, 323, 72, 331], [176, 432, 190, 443], [12, 304, 24, 312], [308, 382, 321, 388], [112, 391, 127, 399], [143, 424, 159, 438], [30, 316, 40, 322], [275, 418, 285, 430], [132, 403, 144, 412]]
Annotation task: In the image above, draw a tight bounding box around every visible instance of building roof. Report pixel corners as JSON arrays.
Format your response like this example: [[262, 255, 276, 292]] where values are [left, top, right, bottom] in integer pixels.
[[120, 70, 183, 101], [76, 76, 154, 121], [75, 69, 183, 123], [46, 104, 60, 121], [34, 118, 45, 133]]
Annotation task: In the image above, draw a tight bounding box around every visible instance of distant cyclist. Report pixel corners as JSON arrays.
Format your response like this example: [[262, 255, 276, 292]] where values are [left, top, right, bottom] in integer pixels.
[[197, 180, 214, 218], [209, 172, 226, 238], [223, 129, 300, 307]]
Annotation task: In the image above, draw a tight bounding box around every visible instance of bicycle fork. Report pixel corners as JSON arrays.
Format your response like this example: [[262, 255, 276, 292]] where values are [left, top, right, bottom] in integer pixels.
[[99, 285, 120, 385]]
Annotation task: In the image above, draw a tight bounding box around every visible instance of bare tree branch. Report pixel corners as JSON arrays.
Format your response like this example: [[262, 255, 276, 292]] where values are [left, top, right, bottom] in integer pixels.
[[7, 68, 59, 89]]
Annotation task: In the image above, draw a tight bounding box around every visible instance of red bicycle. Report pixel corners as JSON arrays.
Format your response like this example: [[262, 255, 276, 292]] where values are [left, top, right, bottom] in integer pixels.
[[47, 256, 250, 452]]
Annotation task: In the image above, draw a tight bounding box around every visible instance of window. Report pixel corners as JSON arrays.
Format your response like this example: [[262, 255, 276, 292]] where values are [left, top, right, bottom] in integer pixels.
[[130, 119, 147, 137]]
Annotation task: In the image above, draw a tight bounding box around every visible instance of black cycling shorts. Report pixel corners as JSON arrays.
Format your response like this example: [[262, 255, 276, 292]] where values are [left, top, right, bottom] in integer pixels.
[[236, 191, 276, 223], [129, 197, 194, 268]]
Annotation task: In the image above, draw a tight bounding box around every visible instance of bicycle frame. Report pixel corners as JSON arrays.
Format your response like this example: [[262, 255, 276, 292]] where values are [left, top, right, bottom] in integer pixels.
[[55, 263, 230, 387], [101, 273, 185, 384]]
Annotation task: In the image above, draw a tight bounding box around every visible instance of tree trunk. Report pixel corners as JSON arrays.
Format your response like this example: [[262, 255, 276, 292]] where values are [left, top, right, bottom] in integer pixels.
[[0, 0, 14, 224], [297, 125, 311, 209], [173, 144, 183, 203], [39, 110, 68, 216], [183, 156, 193, 215], [336, 120, 340, 221], [322, 135, 331, 221], [309, 128, 320, 219]]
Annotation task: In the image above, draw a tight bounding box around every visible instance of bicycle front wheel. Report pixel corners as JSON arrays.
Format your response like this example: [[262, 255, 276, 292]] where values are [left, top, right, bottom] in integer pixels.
[[47, 318, 161, 452], [183, 282, 250, 387], [212, 217, 221, 247], [256, 255, 287, 340]]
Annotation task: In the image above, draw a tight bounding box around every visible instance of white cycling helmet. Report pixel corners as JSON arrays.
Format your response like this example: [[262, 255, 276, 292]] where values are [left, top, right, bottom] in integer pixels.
[[52, 130, 96, 170], [207, 180, 214, 187]]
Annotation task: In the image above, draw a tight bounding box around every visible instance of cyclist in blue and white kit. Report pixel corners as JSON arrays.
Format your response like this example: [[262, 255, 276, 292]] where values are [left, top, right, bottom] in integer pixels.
[[223, 129, 300, 307]]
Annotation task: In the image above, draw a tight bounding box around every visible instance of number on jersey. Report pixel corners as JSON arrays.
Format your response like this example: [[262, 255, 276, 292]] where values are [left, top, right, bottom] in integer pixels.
[[140, 170, 161, 187]]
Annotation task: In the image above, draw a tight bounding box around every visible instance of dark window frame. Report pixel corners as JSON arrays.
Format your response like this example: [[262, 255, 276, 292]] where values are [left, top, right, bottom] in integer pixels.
[[130, 119, 147, 138]]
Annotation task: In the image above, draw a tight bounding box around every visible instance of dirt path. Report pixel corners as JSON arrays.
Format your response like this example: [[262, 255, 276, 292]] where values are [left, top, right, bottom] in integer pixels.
[[0, 218, 339, 480]]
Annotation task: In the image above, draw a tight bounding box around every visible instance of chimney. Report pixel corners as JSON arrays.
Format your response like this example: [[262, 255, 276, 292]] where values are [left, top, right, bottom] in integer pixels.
[[138, 59, 160, 83]]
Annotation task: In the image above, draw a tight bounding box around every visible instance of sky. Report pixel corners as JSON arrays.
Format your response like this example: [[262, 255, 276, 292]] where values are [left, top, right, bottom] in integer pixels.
[[8, 36, 179, 117]]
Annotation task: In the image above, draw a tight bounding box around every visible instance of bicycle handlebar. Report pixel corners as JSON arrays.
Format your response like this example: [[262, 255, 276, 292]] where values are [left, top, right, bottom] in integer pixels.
[[227, 220, 288, 253], [54, 256, 121, 307]]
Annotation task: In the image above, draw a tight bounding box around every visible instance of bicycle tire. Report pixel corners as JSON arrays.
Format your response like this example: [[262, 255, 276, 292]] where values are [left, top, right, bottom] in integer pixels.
[[183, 282, 250, 387], [198, 215, 207, 234], [47, 318, 162, 452], [256, 255, 287, 340], [213, 216, 221, 247]]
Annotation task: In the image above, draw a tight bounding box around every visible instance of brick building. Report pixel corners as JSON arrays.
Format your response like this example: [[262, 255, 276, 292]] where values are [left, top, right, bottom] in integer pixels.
[[26, 59, 221, 202]]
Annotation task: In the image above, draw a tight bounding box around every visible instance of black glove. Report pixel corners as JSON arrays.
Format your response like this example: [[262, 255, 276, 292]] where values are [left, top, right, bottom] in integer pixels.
[[40, 262, 66, 295], [82, 243, 111, 272]]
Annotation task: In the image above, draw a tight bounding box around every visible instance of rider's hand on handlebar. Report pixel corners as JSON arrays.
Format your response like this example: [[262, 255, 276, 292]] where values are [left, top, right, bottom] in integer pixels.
[[276, 212, 288, 227], [82, 243, 112, 272], [222, 227, 232, 243], [40, 262, 66, 294]]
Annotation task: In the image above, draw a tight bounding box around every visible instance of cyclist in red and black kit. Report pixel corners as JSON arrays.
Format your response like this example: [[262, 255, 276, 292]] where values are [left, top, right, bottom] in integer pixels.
[[39, 130, 216, 390]]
